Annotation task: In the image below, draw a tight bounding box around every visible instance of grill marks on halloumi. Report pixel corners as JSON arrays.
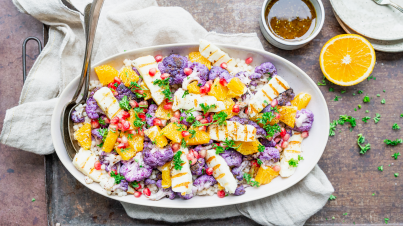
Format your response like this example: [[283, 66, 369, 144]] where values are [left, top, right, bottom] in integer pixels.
[[205, 149, 237, 194], [93, 87, 122, 119], [199, 39, 237, 74], [132, 56, 165, 105], [171, 147, 193, 195], [248, 75, 291, 118], [73, 149, 103, 182], [172, 88, 225, 112], [280, 132, 304, 177], [208, 121, 256, 142]]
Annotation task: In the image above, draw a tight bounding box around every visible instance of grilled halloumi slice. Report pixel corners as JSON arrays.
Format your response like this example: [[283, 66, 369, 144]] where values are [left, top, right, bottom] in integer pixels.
[[132, 55, 165, 105], [248, 75, 290, 118], [208, 121, 256, 142], [280, 132, 304, 177], [93, 87, 123, 119], [205, 149, 237, 194], [172, 88, 225, 112], [73, 148, 103, 182], [199, 39, 237, 74], [171, 147, 193, 195]]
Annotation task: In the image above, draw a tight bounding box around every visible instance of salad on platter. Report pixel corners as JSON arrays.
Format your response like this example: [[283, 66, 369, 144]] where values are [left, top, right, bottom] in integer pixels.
[[71, 39, 314, 201]]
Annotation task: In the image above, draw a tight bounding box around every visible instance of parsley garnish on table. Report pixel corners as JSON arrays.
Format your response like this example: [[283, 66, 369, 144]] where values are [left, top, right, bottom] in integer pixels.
[[357, 90, 363, 94], [119, 96, 131, 111], [110, 171, 125, 184], [329, 87, 334, 92], [374, 113, 381, 123], [199, 103, 217, 114], [363, 95, 370, 103], [378, 166, 383, 171], [392, 123, 400, 130], [173, 151, 184, 170], [329, 120, 338, 136], [381, 98, 386, 104], [357, 134, 371, 154], [317, 76, 327, 86], [384, 138, 402, 146], [392, 152, 401, 160], [395, 173, 399, 177], [362, 116, 371, 123], [385, 218, 389, 224], [243, 173, 260, 187], [334, 95, 340, 101], [329, 194, 336, 200]]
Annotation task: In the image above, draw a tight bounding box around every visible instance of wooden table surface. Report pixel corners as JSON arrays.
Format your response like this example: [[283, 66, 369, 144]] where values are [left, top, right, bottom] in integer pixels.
[[1, 0, 403, 225]]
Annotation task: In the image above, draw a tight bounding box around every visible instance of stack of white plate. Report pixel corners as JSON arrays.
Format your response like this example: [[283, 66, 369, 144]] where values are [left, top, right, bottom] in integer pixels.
[[330, 0, 403, 52]]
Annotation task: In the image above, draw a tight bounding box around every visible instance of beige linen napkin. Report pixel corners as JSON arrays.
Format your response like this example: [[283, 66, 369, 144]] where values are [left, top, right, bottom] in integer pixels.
[[3, 0, 334, 224]]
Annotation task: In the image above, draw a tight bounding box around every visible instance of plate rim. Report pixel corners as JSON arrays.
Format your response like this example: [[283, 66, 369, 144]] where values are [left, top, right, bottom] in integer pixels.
[[51, 42, 329, 208]]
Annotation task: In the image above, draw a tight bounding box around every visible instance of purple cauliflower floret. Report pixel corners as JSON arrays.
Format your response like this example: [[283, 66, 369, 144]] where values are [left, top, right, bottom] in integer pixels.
[[190, 158, 206, 175], [249, 72, 263, 80], [276, 89, 295, 106], [91, 129, 103, 140], [116, 83, 135, 101], [194, 140, 214, 152], [233, 184, 246, 196], [86, 97, 104, 119], [119, 156, 152, 182], [209, 66, 232, 82], [158, 54, 188, 85], [248, 120, 267, 137], [177, 190, 195, 200], [259, 138, 276, 147], [146, 104, 158, 127], [99, 151, 121, 172], [112, 180, 128, 192], [193, 175, 217, 191], [187, 62, 209, 86], [180, 112, 191, 127], [228, 116, 249, 124], [143, 146, 174, 167], [71, 110, 85, 123], [148, 181, 176, 201], [262, 105, 272, 113], [294, 109, 314, 132], [255, 62, 277, 76], [144, 178, 156, 185], [259, 147, 280, 166], [232, 161, 251, 181], [220, 149, 242, 167]]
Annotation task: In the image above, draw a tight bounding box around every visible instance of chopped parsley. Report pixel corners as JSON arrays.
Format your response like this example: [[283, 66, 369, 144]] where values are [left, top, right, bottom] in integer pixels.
[[392, 123, 400, 130], [395, 173, 399, 177], [153, 78, 172, 101], [182, 90, 189, 98], [133, 114, 146, 128], [366, 110, 369, 113], [385, 218, 389, 224], [181, 138, 187, 148], [374, 113, 381, 123], [119, 96, 131, 111], [32, 198, 36, 202], [223, 138, 240, 150], [363, 95, 370, 103], [358, 104, 362, 109], [258, 144, 265, 152], [329, 120, 338, 136], [357, 133, 371, 154], [317, 76, 327, 86], [257, 159, 263, 165], [377, 94, 381, 97], [288, 155, 303, 167], [131, 181, 140, 188], [188, 129, 196, 139], [357, 90, 363, 94], [329, 195, 336, 200], [199, 103, 217, 114], [329, 88, 334, 92], [362, 116, 371, 123], [173, 151, 185, 170], [213, 143, 225, 154], [343, 213, 348, 216], [98, 117, 106, 125], [243, 173, 260, 187], [98, 128, 109, 143], [384, 138, 403, 146], [334, 95, 340, 101], [341, 90, 346, 94], [146, 113, 152, 118], [401, 114, 403, 118], [127, 133, 133, 139], [378, 165, 383, 171], [212, 111, 228, 126], [392, 152, 401, 160], [381, 98, 386, 104], [339, 115, 356, 129], [110, 171, 125, 184]]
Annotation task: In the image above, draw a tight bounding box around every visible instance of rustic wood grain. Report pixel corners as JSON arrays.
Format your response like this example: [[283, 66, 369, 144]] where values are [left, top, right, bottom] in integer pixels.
[[1, 0, 403, 225]]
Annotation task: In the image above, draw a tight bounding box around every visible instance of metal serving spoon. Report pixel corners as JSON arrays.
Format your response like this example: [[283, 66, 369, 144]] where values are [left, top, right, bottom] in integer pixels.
[[60, 0, 104, 160], [372, 0, 403, 13]]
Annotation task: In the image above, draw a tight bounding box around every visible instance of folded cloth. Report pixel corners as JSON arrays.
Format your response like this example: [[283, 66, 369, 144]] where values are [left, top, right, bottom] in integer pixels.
[[4, 0, 334, 224]]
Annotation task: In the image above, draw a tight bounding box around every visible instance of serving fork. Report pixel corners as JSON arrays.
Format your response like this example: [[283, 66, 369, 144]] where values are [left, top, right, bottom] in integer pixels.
[[372, 0, 403, 13]]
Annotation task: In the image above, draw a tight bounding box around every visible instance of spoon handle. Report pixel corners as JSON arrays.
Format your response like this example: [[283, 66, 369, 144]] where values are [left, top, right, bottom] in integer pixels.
[[390, 1, 403, 13], [71, 0, 105, 102]]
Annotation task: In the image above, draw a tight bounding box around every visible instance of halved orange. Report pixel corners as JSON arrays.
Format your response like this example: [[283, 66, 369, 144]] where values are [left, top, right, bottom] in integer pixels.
[[319, 34, 376, 86]]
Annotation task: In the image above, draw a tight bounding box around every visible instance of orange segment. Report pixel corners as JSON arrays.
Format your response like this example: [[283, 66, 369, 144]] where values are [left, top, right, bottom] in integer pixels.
[[255, 166, 279, 185], [102, 127, 120, 153], [320, 34, 376, 86], [119, 66, 140, 87], [234, 140, 261, 155], [291, 93, 312, 110], [116, 131, 144, 160], [227, 77, 247, 98], [74, 123, 92, 150], [220, 98, 237, 119], [208, 78, 228, 101], [278, 106, 297, 128], [141, 81, 152, 100], [189, 52, 212, 70], [144, 126, 168, 148], [184, 126, 211, 145], [187, 81, 201, 94], [161, 161, 172, 188], [161, 122, 186, 143], [94, 65, 118, 85], [155, 100, 174, 120]]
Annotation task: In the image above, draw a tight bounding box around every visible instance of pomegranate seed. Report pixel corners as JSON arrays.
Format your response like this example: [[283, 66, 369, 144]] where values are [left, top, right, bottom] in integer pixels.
[[138, 130, 145, 136], [275, 113, 281, 119], [275, 137, 281, 143], [283, 133, 291, 141], [281, 141, 289, 149], [122, 121, 130, 131], [155, 55, 163, 62], [161, 73, 170, 79], [186, 153, 194, 161], [143, 109, 148, 113], [134, 191, 142, 198], [273, 165, 281, 172], [220, 62, 227, 69], [196, 115, 204, 121], [184, 68, 193, 76], [172, 143, 180, 152], [136, 90, 144, 95], [206, 167, 213, 175], [301, 131, 309, 138], [129, 130, 137, 135], [174, 111, 181, 118], [251, 160, 259, 167], [117, 138, 122, 143], [94, 161, 102, 170], [135, 184, 142, 190], [245, 57, 253, 64], [109, 124, 118, 131], [143, 188, 151, 196], [200, 86, 208, 94], [170, 117, 179, 123], [114, 77, 122, 84], [191, 150, 199, 159], [138, 113, 146, 121], [112, 90, 118, 96], [153, 118, 162, 126], [200, 118, 208, 124], [111, 117, 119, 125], [163, 104, 172, 110], [280, 128, 286, 137], [204, 112, 211, 118], [232, 104, 240, 113], [275, 144, 282, 151], [91, 120, 100, 129], [199, 149, 206, 158], [111, 169, 118, 175], [108, 83, 117, 90], [121, 111, 130, 119], [217, 190, 226, 198], [181, 131, 190, 137], [117, 143, 126, 149], [121, 135, 128, 145], [271, 99, 278, 107], [102, 116, 110, 124], [219, 78, 227, 86], [138, 101, 148, 107], [198, 126, 207, 131], [130, 100, 139, 108], [149, 68, 157, 76], [245, 108, 248, 114]]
